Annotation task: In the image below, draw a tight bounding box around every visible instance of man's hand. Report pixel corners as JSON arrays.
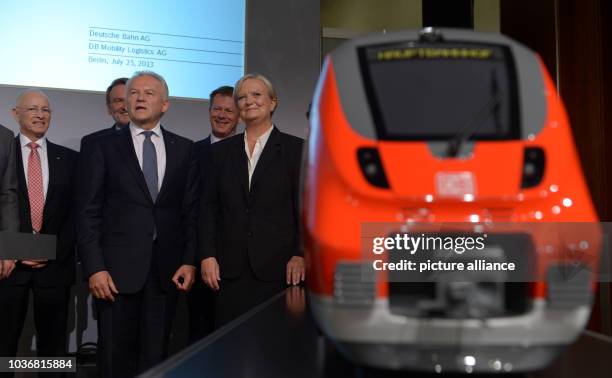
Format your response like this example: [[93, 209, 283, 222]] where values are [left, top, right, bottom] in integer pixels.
[[89, 271, 118, 302], [21, 259, 48, 269], [172, 264, 196, 292], [0, 260, 16, 280], [286, 256, 305, 286], [201, 257, 220, 291]]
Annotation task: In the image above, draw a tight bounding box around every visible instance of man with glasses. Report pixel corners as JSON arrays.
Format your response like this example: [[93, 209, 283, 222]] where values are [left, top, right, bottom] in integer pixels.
[[0, 89, 78, 366]]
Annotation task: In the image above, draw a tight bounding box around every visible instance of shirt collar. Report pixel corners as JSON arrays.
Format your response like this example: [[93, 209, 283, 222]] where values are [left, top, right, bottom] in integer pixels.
[[244, 124, 274, 146], [210, 130, 236, 144], [210, 134, 222, 144], [130, 122, 162, 138], [19, 133, 47, 149]]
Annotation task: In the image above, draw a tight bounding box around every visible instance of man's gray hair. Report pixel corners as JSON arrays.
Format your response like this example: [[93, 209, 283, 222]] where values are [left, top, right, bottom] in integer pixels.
[[126, 71, 169, 100]]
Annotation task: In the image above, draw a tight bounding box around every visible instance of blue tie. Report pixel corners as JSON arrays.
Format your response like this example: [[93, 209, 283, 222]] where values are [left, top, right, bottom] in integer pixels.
[[142, 131, 158, 202]]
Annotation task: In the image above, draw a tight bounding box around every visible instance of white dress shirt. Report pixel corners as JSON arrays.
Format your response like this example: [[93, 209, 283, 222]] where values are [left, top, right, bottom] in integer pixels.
[[244, 125, 273, 188], [129, 123, 166, 190], [19, 134, 49, 199]]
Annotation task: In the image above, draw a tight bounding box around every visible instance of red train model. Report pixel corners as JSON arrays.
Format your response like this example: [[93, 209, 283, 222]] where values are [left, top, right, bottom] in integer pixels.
[[302, 28, 601, 373]]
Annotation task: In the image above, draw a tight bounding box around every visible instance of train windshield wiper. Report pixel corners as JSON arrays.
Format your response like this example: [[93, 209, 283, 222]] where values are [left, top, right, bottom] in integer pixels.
[[446, 70, 502, 158]]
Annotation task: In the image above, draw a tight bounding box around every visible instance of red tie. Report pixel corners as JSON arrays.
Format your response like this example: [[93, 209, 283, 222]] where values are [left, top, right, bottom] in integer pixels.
[[27, 142, 44, 233]]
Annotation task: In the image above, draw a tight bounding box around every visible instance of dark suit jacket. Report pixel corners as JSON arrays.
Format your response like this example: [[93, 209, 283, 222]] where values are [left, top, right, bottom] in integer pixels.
[[199, 127, 302, 281], [79, 124, 122, 152], [194, 136, 212, 190], [0, 125, 19, 232], [1, 138, 78, 287], [77, 126, 199, 294]]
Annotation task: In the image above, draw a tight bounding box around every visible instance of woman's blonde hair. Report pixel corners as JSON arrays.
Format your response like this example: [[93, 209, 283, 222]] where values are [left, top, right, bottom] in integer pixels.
[[234, 73, 278, 114]]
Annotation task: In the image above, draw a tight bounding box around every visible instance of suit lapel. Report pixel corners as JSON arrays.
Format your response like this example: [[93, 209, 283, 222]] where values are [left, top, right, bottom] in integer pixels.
[[117, 128, 153, 202], [232, 134, 249, 199], [14, 138, 31, 228], [42, 141, 60, 225], [250, 127, 281, 191], [202, 136, 212, 156], [157, 127, 176, 201]]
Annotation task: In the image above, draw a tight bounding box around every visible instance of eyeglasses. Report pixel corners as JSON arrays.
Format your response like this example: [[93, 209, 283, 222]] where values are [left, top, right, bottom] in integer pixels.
[[22, 106, 52, 115]]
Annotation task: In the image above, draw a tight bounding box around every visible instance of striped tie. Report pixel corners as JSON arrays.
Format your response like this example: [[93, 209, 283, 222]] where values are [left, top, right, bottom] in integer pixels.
[[27, 142, 44, 233]]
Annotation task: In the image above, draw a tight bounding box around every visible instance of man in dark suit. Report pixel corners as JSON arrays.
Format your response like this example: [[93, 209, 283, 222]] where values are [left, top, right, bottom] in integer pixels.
[[76, 71, 199, 377], [199, 74, 304, 327], [187, 85, 239, 342], [79, 77, 129, 151], [0, 89, 77, 367], [0, 123, 19, 277], [193, 85, 239, 174]]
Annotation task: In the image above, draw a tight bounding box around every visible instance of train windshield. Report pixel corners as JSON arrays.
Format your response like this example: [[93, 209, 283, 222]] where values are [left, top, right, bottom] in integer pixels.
[[359, 42, 520, 141]]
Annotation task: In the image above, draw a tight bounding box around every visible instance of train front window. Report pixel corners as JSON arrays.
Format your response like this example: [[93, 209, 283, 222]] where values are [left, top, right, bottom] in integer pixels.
[[359, 42, 520, 141]]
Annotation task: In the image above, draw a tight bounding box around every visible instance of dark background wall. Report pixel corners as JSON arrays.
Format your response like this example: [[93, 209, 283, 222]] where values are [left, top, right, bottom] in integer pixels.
[[501, 0, 612, 335]]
